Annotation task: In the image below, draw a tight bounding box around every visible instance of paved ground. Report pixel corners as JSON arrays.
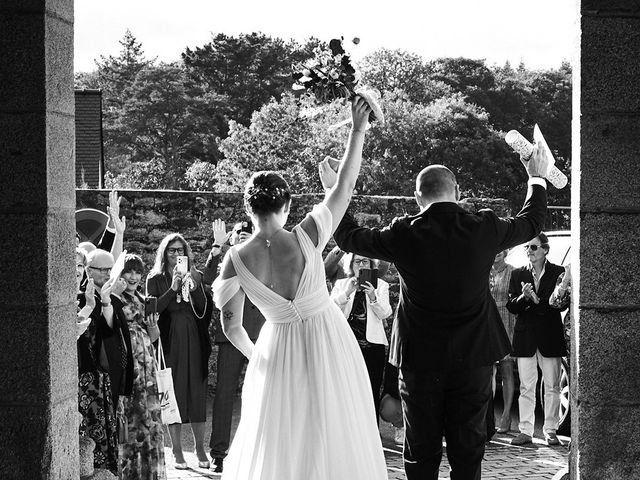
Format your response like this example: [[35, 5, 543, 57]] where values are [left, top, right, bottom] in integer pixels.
[[162, 412, 569, 480]]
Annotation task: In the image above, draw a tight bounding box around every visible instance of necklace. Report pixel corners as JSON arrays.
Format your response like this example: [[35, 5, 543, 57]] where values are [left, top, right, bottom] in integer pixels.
[[255, 228, 285, 288]]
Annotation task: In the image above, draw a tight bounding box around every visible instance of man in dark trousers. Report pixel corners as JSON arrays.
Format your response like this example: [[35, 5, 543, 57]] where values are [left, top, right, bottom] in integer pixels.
[[204, 220, 266, 474], [332, 145, 549, 480]]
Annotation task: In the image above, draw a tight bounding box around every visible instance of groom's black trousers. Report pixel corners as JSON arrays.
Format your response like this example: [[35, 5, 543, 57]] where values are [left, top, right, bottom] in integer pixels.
[[399, 365, 493, 480]]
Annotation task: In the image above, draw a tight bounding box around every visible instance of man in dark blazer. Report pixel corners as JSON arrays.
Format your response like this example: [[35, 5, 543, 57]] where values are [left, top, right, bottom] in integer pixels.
[[507, 233, 567, 446], [332, 146, 549, 480], [204, 221, 266, 474]]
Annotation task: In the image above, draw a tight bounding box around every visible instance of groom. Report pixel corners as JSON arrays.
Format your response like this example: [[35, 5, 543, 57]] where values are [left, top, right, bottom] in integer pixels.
[[332, 146, 549, 479]]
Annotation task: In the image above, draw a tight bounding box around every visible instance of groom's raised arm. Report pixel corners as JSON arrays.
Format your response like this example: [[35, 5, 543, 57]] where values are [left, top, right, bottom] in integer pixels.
[[333, 209, 403, 263]]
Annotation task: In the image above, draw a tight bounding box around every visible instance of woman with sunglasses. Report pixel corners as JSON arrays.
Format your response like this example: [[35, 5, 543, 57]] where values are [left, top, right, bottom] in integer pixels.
[[506, 233, 568, 446], [146, 234, 211, 469]]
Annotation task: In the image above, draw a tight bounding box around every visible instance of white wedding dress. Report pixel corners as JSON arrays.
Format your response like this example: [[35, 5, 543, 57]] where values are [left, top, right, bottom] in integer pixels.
[[212, 203, 388, 480]]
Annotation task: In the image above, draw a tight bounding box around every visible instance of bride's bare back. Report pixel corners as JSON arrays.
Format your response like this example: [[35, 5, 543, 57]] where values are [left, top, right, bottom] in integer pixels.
[[235, 220, 319, 301]]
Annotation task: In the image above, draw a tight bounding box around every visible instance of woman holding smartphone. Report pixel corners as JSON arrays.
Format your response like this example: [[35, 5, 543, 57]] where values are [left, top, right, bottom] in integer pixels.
[[146, 234, 211, 470], [330, 253, 392, 419], [115, 253, 166, 479]]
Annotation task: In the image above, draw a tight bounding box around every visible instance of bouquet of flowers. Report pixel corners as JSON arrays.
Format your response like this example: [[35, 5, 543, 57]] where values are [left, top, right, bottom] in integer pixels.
[[292, 37, 384, 123]]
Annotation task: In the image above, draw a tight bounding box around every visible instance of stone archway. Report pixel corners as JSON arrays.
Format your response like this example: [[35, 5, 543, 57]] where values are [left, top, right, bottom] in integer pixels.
[[2, 1, 640, 478]]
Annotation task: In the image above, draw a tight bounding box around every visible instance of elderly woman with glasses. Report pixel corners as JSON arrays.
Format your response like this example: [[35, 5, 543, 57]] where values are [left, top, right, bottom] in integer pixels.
[[506, 232, 568, 447], [330, 253, 392, 419], [146, 234, 211, 469]]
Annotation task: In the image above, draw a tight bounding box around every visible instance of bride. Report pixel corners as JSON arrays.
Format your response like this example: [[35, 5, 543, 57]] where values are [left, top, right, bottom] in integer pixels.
[[212, 96, 388, 479]]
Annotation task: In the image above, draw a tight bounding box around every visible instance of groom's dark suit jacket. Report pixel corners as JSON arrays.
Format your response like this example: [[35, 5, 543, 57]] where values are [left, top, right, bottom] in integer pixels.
[[334, 183, 547, 372]]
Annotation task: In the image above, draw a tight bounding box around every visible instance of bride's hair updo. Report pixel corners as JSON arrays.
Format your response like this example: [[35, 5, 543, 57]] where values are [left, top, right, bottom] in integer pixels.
[[244, 171, 292, 215]]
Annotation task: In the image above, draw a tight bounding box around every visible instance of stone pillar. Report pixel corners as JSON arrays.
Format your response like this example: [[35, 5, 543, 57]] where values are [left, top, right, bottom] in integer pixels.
[[574, 1, 640, 478], [0, 1, 78, 478]]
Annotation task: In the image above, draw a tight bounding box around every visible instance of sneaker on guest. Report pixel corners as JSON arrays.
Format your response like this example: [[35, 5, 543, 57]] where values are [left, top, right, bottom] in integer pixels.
[[545, 432, 561, 446], [511, 432, 533, 445]]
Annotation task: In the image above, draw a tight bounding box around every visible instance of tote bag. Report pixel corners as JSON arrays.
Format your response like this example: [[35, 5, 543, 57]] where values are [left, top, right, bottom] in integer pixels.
[[156, 339, 182, 424]]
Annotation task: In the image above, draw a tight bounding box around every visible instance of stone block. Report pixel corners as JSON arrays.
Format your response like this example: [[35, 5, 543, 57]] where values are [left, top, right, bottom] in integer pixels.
[[49, 303, 80, 405], [0, 13, 45, 113], [0, 113, 48, 211], [576, 309, 640, 405], [46, 114, 76, 209], [49, 396, 80, 479], [576, 403, 640, 479], [580, 115, 640, 210], [579, 214, 640, 305], [0, 400, 76, 479], [582, 0, 640, 13], [3, 1, 74, 20], [47, 208, 77, 306], [0, 214, 49, 305], [581, 17, 640, 113], [0, 305, 51, 404], [79, 435, 95, 477], [135, 210, 166, 227], [45, 16, 74, 116]]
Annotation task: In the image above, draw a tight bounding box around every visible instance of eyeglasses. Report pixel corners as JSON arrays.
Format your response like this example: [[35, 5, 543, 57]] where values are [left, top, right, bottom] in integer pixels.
[[88, 266, 112, 273], [353, 259, 370, 266], [166, 247, 185, 255], [524, 244, 541, 251]]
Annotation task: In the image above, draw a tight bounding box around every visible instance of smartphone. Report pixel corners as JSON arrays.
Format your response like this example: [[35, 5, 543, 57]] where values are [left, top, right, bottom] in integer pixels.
[[176, 255, 189, 274], [144, 296, 157, 315], [239, 221, 253, 235], [358, 268, 378, 289]]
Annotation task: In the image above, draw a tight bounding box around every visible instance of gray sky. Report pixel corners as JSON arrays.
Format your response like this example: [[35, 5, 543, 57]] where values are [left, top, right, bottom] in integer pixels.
[[74, 0, 577, 72]]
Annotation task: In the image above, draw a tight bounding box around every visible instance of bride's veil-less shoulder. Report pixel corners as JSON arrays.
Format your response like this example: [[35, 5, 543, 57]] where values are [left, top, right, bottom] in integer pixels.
[[212, 203, 388, 480]]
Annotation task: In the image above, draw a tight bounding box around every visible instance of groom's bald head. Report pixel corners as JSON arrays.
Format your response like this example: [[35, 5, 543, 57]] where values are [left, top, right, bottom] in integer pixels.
[[415, 165, 459, 207]]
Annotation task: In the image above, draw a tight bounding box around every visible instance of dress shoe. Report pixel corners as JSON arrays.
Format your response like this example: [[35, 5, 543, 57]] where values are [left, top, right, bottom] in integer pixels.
[[212, 457, 223, 473], [511, 433, 533, 445], [496, 426, 510, 433], [545, 432, 561, 446], [174, 461, 188, 470]]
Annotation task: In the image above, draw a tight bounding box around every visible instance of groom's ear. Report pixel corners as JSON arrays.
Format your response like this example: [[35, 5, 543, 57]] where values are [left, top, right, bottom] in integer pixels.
[[414, 191, 425, 208]]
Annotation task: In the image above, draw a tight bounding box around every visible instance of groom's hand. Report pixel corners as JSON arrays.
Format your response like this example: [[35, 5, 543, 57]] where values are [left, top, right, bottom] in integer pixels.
[[523, 139, 550, 178]]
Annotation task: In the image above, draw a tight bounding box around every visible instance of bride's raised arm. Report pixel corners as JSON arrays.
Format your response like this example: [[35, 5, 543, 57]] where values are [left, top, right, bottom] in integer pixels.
[[322, 96, 372, 234]]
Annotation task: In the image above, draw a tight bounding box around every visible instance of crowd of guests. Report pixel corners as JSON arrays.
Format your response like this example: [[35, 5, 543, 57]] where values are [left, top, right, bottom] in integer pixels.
[[74, 190, 570, 478]]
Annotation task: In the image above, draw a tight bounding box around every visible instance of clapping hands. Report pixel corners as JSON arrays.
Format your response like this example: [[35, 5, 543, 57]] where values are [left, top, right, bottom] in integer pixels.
[[521, 282, 540, 304]]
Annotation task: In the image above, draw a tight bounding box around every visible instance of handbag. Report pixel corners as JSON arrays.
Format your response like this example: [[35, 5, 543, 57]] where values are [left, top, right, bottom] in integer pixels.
[[155, 338, 182, 424]]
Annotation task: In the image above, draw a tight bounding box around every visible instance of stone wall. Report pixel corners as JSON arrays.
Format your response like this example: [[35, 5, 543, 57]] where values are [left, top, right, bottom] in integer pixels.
[[76, 189, 511, 273], [575, 1, 640, 478]]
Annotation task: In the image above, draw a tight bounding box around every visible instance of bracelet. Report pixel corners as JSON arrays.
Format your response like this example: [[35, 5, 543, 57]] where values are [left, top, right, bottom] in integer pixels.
[[352, 129, 366, 134], [101, 301, 111, 307], [212, 244, 221, 248]]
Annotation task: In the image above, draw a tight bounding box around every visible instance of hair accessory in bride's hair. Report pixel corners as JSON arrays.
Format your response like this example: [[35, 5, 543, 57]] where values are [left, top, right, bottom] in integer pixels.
[[246, 185, 288, 201], [292, 37, 384, 124]]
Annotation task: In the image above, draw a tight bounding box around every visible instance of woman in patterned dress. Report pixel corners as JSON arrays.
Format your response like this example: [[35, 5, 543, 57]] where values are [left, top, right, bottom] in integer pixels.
[[116, 254, 166, 479], [76, 247, 119, 474]]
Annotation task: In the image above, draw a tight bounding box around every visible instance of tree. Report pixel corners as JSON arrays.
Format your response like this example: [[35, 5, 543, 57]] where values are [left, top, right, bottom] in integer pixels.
[[108, 63, 227, 189], [218, 93, 349, 193], [359, 48, 451, 104], [183, 33, 318, 126], [361, 93, 523, 199]]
